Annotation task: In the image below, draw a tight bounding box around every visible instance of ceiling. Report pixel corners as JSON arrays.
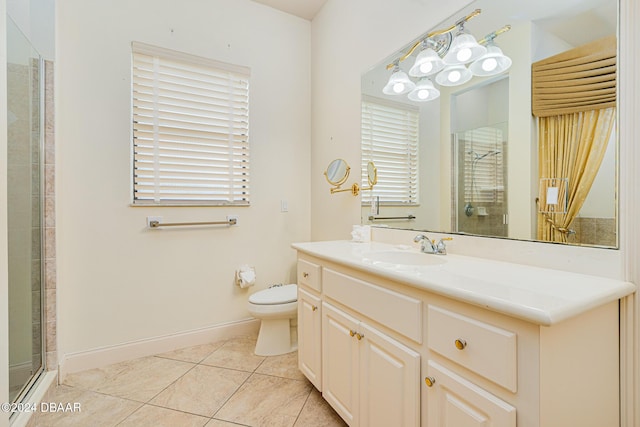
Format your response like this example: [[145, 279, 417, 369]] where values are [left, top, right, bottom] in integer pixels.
[[251, 0, 328, 21]]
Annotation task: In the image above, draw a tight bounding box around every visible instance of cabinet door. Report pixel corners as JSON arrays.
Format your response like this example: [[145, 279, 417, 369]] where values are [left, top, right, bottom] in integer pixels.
[[359, 323, 420, 427], [426, 360, 516, 427], [322, 302, 359, 426], [298, 288, 322, 390]]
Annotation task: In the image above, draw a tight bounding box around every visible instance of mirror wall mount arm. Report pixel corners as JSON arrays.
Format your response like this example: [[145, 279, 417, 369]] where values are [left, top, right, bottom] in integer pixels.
[[330, 182, 361, 196], [385, 8, 482, 70]]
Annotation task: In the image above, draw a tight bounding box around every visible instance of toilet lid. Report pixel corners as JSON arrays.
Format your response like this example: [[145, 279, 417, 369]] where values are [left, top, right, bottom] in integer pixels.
[[249, 284, 297, 305]]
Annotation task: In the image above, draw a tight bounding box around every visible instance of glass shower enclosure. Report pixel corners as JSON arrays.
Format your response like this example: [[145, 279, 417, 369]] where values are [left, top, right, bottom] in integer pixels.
[[6, 17, 45, 403]]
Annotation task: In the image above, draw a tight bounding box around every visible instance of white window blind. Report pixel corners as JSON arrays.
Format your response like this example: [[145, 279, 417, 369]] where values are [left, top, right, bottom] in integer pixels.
[[132, 42, 250, 205], [461, 126, 505, 203], [361, 97, 419, 205]]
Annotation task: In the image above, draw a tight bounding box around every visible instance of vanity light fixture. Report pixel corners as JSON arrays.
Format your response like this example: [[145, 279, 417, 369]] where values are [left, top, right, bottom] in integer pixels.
[[383, 63, 416, 95], [408, 78, 441, 101], [383, 9, 512, 101], [435, 64, 473, 86], [442, 25, 487, 65], [469, 27, 513, 76], [409, 42, 445, 77]]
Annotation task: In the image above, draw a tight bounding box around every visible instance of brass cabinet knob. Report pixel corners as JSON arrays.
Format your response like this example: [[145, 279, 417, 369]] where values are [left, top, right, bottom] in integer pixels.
[[311, 305, 318, 312], [355, 332, 364, 341], [454, 339, 467, 350], [303, 272, 309, 278], [350, 330, 356, 337], [424, 376, 436, 387]]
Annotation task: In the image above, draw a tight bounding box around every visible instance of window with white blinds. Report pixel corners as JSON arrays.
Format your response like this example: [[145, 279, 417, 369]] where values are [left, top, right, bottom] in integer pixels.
[[361, 97, 419, 205], [132, 42, 250, 205]]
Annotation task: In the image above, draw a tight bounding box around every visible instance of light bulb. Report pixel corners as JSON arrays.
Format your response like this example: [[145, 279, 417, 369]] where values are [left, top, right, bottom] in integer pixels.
[[418, 89, 429, 100], [419, 62, 433, 74], [448, 70, 461, 83], [393, 82, 405, 93], [482, 57, 498, 72], [456, 48, 472, 63]]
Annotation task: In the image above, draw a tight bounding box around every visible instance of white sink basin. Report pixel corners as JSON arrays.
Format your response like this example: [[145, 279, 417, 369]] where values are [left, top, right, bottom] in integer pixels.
[[363, 250, 447, 266]]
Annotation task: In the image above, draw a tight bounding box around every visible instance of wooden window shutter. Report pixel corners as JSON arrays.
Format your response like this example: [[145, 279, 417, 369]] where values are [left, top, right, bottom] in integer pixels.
[[531, 35, 616, 117]]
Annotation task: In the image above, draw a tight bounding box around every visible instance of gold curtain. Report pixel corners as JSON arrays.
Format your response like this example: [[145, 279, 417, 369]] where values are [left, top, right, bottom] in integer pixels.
[[536, 107, 615, 242]]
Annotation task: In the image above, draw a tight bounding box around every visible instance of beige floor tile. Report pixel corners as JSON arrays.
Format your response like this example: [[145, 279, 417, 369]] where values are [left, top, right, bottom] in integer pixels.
[[215, 373, 312, 427], [63, 356, 194, 402], [27, 385, 141, 427], [201, 335, 265, 372], [156, 341, 227, 363], [150, 364, 250, 417], [294, 388, 347, 427], [206, 419, 249, 427], [255, 352, 306, 381], [118, 404, 210, 427]]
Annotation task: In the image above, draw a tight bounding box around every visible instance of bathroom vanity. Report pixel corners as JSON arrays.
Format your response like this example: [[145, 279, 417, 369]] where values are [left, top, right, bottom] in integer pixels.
[[293, 240, 635, 427]]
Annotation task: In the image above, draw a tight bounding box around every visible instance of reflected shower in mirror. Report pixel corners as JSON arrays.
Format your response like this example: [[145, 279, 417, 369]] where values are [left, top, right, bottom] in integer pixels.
[[360, 0, 618, 248]]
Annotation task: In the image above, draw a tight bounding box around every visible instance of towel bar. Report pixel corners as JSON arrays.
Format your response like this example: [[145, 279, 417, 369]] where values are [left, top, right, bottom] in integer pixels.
[[149, 218, 237, 228], [368, 215, 416, 221]]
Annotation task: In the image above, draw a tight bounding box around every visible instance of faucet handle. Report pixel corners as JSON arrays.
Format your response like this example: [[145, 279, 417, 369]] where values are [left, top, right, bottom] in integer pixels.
[[435, 237, 453, 254]]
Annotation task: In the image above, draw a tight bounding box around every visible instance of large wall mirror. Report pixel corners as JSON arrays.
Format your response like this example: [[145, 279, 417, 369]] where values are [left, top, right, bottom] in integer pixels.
[[361, 0, 618, 248]]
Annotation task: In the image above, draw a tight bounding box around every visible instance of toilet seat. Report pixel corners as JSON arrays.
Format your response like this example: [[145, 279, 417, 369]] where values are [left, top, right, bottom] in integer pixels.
[[249, 284, 297, 305]]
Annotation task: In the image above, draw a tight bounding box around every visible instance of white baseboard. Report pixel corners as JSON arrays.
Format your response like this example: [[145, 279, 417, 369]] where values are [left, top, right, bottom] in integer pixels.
[[58, 318, 260, 382]]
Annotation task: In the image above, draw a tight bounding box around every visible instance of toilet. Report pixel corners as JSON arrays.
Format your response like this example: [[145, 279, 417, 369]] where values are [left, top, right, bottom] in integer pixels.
[[247, 284, 298, 356]]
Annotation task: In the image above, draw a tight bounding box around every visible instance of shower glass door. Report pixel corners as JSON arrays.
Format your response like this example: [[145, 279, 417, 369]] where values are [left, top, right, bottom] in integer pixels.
[[6, 17, 45, 403], [453, 122, 509, 237]]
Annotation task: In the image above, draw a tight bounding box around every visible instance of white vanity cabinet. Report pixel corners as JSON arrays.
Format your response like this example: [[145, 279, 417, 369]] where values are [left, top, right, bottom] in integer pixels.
[[425, 360, 516, 427], [322, 301, 420, 427], [293, 242, 633, 427], [297, 259, 322, 391], [298, 287, 322, 390]]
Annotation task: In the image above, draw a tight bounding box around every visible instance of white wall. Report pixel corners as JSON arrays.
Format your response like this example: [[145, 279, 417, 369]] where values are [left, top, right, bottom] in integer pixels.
[[56, 0, 310, 359]]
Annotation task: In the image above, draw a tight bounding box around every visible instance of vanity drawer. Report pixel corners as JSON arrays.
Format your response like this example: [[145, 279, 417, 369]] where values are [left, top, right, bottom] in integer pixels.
[[323, 268, 422, 343], [297, 259, 322, 292], [427, 305, 517, 392]]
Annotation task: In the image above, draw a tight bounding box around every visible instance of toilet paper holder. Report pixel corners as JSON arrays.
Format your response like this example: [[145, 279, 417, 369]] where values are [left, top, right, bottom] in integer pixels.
[[235, 265, 256, 288]]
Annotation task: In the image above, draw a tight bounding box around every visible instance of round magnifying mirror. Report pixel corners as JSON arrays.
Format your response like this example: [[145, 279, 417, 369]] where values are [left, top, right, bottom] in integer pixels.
[[324, 159, 350, 187], [366, 161, 378, 187]]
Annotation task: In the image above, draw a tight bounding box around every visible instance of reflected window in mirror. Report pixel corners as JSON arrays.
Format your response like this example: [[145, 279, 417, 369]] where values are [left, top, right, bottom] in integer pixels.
[[361, 96, 419, 207]]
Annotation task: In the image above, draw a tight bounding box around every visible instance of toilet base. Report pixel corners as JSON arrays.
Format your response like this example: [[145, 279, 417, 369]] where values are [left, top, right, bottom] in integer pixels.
[[254, 318, 297, 356]]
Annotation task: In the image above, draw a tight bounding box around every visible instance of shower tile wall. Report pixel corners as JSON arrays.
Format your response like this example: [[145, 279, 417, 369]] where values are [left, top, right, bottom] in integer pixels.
[[43, 60, 57, 372], [569, 217, 616, 247]]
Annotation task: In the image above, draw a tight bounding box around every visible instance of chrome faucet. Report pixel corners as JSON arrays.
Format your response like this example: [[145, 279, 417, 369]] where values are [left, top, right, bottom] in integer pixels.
[[414, 234, 450, 255]]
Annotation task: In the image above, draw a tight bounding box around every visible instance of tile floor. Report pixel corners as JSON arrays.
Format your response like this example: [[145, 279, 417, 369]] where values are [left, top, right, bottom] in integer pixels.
[[27, 335, 347, 427]]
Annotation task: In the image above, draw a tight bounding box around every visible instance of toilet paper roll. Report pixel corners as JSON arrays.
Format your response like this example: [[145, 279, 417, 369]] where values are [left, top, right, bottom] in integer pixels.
[[236, 265, 256, 288]]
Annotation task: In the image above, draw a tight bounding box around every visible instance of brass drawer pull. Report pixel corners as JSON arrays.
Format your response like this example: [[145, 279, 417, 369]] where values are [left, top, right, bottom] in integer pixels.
[[424, 376, 436, 387], [312, 305, 318, 312], [303, 272, 309, 278], [455, 339, 467, 350], [349, 330, 364, 340]]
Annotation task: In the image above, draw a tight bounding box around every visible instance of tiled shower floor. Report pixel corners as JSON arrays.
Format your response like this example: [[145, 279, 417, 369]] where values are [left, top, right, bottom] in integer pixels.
[[26, 335, 347, 427]]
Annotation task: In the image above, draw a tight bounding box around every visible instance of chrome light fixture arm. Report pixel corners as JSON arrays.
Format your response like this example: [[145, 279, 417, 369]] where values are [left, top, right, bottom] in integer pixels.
[[385, 8, 482, 70]]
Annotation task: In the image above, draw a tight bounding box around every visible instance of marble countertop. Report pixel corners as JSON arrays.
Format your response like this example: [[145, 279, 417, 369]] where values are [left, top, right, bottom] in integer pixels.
[[292, 240, 636, 326]]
